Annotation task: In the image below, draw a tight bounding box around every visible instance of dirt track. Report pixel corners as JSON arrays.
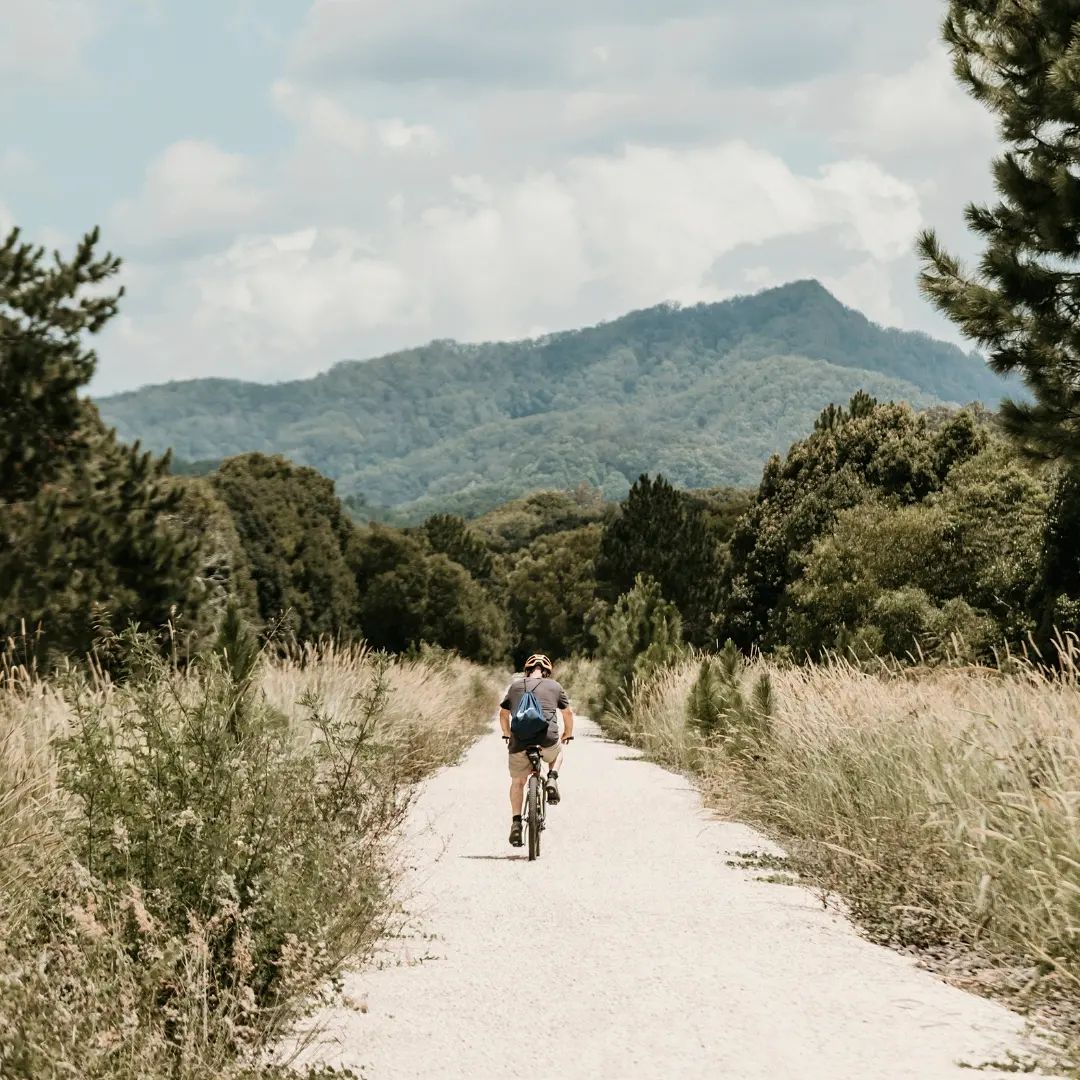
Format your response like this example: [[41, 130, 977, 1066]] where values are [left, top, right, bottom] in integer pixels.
[[302, 717, 1038, 1079]]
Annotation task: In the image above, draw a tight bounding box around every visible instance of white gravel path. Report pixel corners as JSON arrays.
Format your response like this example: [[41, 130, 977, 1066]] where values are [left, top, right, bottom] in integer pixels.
[[303, 718, 1039, 1080]]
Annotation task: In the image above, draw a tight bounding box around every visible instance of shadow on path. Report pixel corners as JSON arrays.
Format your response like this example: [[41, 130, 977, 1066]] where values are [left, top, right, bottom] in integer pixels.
[[459, 854, 527, 862]]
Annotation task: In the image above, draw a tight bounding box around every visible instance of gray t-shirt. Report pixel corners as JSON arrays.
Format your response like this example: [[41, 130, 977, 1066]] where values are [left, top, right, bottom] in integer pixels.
[[501, 675, 570, 750]]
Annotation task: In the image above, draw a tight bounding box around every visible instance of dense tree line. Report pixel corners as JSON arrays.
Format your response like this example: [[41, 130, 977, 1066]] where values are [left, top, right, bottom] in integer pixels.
[[7, 212, 1079, 674]]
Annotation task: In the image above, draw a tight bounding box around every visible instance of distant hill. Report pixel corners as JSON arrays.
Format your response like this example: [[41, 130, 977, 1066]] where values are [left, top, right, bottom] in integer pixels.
[[97, 281, 1007, 520]]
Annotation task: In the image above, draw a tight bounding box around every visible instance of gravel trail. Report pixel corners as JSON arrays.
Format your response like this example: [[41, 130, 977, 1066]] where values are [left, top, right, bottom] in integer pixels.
[[305, 718, 1037, 1079]]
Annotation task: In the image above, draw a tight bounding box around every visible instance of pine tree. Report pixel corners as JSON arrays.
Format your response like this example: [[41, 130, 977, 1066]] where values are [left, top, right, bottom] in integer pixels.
[[0, 227, 121, 500], [0, 227, 202, 662], [917, 4, 1080, 656], [685, 640, 773, 762], [918, 2, 1080, 463], [595, 474, 723, 645], [594, 574, 683, 714]]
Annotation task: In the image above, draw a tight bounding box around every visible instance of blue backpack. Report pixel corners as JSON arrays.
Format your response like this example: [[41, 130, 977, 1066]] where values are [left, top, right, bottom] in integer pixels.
[[510, 678, 548, 743]]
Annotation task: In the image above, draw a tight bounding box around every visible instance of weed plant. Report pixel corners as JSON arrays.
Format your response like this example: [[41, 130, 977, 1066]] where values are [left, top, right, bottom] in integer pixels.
[[0, 627, 491, 1079]]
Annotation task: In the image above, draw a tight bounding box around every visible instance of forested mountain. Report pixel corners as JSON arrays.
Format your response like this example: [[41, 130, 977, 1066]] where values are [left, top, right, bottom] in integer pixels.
[[98, 280, 1007, 519]]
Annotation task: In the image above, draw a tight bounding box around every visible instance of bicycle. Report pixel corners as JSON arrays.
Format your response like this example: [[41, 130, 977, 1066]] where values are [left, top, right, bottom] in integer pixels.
[[522, 745, 547, 862], [503, 734, 573, 861], [519, 736, 573, 861]]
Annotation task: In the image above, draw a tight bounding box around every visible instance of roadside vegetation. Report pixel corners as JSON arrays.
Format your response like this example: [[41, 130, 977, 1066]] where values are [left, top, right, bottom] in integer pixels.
[[585, 647, 1080, 1071], [0, 626, 490, 1080]]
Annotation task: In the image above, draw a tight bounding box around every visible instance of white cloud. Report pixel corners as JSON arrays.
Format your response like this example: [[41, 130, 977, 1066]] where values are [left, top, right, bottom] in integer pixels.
[[815, 160, 922, 260], [78, 0, 991, 393], [273, 80, 442, 161], [97, 140, 922, 391], [273, 80, 369, 154], [0, 0, 100, 83], [823, 260, 907, 326], [110, 140, 267, 252], [376, 118, 441, 154], [834, 43, 996, 156], [192, 227, 412, 348]]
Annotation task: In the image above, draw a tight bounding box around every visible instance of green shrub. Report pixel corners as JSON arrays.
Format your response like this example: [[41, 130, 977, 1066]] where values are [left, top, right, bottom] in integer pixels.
[[686, 641, 774, 762], [594, 575, 683, 716]]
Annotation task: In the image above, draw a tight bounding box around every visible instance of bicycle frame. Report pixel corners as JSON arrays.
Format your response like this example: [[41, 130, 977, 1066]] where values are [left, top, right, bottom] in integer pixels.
[[522, 746, 547, 861]]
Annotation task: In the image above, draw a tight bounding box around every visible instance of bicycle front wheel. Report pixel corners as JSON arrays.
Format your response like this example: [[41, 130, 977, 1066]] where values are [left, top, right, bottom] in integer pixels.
[[527, 773, 541, 861]]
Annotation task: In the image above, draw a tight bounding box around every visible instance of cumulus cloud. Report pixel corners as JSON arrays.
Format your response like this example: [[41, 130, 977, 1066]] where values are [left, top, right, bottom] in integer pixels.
[[815, 160, 922, 260], [110, 140, 267, 254], [74, 0, 997, 391], [376, 118, 441, 154], [273, 80, 369, 154], [793, 43, 996, 159]]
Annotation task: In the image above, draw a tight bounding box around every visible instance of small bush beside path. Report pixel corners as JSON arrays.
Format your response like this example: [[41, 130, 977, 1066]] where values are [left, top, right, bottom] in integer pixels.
[[0, 631, 491, 1080]]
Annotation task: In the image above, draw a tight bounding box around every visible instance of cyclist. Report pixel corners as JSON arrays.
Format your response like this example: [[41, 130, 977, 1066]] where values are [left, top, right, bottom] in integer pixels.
[[499, 652, 574, 848]]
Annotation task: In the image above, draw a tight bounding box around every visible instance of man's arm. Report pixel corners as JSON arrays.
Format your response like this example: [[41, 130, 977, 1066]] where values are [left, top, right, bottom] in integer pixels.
[[560, 707, 574, 741], [499, 707, 511, 738]]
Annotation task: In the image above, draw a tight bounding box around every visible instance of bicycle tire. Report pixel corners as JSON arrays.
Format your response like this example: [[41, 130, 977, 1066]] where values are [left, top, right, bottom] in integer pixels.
[[527, 773, 541, 861]]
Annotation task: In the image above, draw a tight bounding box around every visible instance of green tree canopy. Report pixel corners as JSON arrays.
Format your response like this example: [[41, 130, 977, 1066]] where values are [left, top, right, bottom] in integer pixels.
[[351, 523, 509, 662], [420, 513, 494, 580], [1034, 467, 1080, 647], [719, 396, 986, 649], [502, 524, 603, 662], [595, 474, 724, 645], [210, 453, 359, 642], [472, 487, 610, 553]]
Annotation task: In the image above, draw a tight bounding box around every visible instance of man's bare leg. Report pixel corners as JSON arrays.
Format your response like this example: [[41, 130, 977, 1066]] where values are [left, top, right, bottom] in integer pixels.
[[510, 775, 526, 816], [511, 749, 565, 815]]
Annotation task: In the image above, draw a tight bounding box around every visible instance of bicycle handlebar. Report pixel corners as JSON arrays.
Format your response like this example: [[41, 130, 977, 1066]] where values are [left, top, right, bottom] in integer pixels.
[[500, 734, 574, 744]]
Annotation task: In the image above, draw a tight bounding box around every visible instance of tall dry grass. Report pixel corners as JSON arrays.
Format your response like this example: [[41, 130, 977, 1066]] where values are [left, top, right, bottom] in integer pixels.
[[0, 636, 493, 1080], [605, 652, 1080, 1062], [555, 655, 602, 716], [264, 640, 492, 777]]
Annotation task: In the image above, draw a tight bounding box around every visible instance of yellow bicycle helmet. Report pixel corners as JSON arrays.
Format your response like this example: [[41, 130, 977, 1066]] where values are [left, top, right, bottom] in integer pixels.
[[523, 653, 553, 676]]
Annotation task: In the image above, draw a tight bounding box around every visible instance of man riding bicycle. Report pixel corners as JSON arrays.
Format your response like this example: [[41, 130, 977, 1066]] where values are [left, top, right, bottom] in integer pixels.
[[499, 653, 574, 848]]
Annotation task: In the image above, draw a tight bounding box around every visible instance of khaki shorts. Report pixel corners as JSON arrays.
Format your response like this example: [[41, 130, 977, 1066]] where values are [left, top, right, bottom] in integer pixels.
[[508, 741, 562, 778]]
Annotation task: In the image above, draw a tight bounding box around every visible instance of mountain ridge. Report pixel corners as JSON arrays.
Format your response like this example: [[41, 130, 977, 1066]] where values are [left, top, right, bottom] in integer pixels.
[[98, 280, 1007, 519]]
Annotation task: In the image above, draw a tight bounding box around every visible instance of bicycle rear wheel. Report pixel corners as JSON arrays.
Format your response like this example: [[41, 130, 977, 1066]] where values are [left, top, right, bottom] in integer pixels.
[[527, 773, 541, 861]]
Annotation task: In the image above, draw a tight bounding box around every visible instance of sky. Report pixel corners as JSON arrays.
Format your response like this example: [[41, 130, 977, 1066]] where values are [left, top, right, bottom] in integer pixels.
[[1, 0, 1000, 395]]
